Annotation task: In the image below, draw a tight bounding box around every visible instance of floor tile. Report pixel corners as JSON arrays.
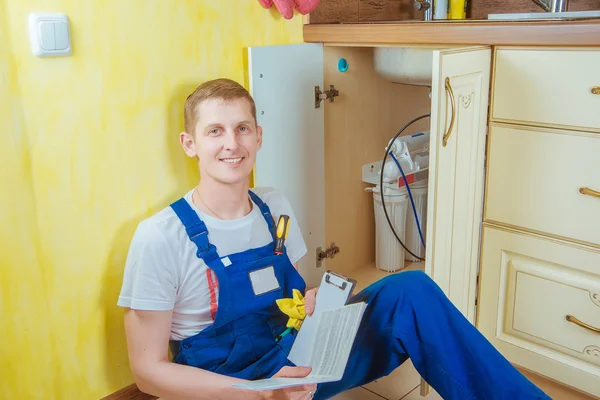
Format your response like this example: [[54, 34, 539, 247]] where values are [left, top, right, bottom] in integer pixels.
[[362, 359, 421, 400], [331, 387, 386, 399], [399, 386, 442, 400], [519, 368, 597, 400]]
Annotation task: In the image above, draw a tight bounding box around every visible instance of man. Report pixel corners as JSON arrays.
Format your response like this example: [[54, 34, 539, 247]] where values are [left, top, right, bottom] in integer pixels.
[[118, 78, 549, 400]]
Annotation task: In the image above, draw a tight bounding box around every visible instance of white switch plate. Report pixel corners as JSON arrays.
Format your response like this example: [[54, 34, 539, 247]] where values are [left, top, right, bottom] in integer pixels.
[[28, 13, 72, 57]]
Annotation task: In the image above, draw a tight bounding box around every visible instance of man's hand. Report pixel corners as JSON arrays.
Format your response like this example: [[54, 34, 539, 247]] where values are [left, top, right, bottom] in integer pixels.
[[304, 287, 318, 316], [292, 263, 318, 317], [261, 366, 317, 399]]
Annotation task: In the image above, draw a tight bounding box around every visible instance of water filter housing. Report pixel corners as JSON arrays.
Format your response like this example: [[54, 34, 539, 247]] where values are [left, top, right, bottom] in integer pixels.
[[381, 131, 430, 183]]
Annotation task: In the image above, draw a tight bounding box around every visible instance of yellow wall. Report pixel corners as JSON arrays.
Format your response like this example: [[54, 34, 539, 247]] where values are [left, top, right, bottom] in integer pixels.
[[0, 1, 302, 398]]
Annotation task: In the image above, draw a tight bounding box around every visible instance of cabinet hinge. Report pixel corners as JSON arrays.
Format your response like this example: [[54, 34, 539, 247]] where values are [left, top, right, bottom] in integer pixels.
[[314, 85, 339, 108], [316, 242, 340, 268]]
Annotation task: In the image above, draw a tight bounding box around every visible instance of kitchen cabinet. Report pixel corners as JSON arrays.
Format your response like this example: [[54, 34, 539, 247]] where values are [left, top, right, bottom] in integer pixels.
[[477, 226, 600, 397], [246, 40, 600, 398], [478, 47, 600, 398], [248, 43, 490, 324]]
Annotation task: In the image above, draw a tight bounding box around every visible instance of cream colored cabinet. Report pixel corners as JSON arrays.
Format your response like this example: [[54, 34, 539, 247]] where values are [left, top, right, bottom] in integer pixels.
[[491, 48, 600, 133], [484, 124, 600, 246], [478, 226, 600, 397], [478, 47, 600, 398], [427, 47, 490, 322], [248, 43, 491, 326]]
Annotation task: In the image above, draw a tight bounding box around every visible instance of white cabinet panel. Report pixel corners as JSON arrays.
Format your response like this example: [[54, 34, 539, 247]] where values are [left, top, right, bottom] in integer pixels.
[[248, 43, 325, 288]]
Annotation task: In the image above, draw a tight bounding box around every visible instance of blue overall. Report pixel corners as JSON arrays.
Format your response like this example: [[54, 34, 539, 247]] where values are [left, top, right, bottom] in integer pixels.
[[169, 191, 550, 400]]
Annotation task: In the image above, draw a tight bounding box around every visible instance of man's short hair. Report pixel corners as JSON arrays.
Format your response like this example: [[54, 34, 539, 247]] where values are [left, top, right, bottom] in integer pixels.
[[184, 78, 257, 135]]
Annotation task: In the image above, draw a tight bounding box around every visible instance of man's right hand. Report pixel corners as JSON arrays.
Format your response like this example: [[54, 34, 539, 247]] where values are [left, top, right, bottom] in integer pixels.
[[260, 366, 318, 400]]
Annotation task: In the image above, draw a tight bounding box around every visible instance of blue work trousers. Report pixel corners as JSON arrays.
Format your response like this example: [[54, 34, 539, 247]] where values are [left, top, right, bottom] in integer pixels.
[[314, 271, 550, 400]]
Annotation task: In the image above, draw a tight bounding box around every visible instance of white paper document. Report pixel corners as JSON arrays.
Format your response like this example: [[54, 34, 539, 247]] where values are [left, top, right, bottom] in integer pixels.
[[232, 301, 367, 391], [288, 270, 357, 367]]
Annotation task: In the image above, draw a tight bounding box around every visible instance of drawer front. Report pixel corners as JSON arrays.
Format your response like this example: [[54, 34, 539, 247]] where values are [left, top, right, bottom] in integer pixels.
[[492, 48, 600, 132], [485, 124, 600, 246], [477, 226, 600, 397]]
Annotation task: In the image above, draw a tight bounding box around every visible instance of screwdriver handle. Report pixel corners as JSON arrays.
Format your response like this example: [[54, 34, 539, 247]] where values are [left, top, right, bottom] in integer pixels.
[[274, 215, 290, 255]]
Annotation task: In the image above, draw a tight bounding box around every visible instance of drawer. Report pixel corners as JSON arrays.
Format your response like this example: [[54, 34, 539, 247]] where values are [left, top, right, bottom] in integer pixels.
[[492, 48, 600, 132], [477, 226, 600, 397], [485, 124, 600, 246]]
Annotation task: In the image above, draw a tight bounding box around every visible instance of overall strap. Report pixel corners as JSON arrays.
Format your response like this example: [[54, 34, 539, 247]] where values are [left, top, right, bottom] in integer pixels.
[[248, 190, 276, 240], [170, 198, 219, 263]]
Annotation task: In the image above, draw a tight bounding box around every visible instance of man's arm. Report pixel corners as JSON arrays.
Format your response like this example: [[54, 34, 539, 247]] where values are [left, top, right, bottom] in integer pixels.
[[124, 308, 316, 400], [124, 308, 259, 400]]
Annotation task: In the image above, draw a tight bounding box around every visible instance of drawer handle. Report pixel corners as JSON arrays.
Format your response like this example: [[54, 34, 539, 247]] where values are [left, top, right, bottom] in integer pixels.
[[566, 315, 600, 334], [580, 187, 600, 198], [592, 87, 600, 95], [442, 77, 456, 147]]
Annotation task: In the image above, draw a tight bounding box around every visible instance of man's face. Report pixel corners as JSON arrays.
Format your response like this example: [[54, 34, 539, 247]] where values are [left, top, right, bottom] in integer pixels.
[[180, 97, 262, 186]]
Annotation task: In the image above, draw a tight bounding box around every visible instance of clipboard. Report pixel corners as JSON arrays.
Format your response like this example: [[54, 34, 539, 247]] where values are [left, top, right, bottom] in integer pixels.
[[287, 270, 357, 366]]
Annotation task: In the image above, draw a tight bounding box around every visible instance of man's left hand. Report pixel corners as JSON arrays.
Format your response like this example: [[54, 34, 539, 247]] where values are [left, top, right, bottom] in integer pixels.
[[304, 287, 318, 316]]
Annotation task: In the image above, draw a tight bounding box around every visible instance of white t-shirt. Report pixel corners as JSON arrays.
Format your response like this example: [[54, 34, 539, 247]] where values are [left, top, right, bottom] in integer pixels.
[[117, 187, 307, 341]]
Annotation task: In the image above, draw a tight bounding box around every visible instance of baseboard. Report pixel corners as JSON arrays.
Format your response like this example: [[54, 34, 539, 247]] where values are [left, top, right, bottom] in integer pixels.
[[101, 383, 159, 400]]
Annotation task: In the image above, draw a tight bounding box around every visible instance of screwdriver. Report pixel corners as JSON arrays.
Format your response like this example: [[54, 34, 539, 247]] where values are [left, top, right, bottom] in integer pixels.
[[274, 215, 290, 255]]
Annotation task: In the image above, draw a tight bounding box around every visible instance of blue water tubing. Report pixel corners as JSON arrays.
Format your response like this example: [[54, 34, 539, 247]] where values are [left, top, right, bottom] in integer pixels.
[[378, 113, 430, 262], [388, 151, 426, 249]]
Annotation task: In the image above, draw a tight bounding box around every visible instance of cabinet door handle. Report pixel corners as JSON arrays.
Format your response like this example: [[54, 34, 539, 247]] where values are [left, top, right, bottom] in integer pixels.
[[566, 315, 600, 334], [442, 77, 456, 147], [580, 187, 600, 198], [592, 87, 600, 95]]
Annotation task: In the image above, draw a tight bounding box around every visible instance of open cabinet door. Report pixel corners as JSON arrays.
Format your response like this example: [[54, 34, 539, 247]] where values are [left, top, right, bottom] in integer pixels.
[[426, 47, 491, 324], [248, 43, 325, 288]]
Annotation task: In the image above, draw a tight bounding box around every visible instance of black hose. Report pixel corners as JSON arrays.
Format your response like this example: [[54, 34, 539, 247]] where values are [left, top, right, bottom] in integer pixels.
[[378, 113, 431, 262]]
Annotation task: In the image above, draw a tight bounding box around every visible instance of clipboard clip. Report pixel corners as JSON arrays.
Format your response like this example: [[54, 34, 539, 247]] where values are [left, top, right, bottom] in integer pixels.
[[325, 274, 347, 290], [324, 270, 356, 291]]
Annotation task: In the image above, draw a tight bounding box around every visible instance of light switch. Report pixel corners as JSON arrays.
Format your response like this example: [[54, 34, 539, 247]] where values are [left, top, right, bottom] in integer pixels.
[[28, 13, 71, 57], [54, 21, 70, 51], [39, 22, 56, 50]]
